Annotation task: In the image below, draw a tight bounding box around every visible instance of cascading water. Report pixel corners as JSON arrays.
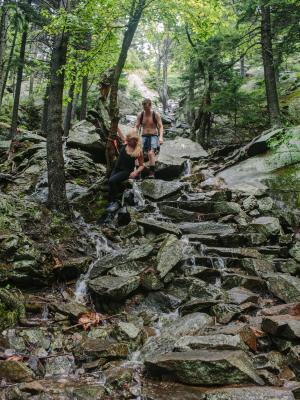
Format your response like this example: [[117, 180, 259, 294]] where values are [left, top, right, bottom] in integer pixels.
[[75, 226, 113, 304], [183, 159, 192, 176]]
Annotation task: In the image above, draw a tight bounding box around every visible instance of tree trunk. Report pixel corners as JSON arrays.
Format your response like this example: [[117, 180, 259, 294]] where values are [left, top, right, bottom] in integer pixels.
[[261, 3, 281, 126], [80, 75, 88, 120], [107, 0, 146, 173], [41, 82, 50, 133], [46, 29, 69, 212], [10, 0, 32, 140], [187, 58, 195, 125], [192, 65, 212, 147], [63, 82, 75, 136], [0, 0, 9, 107], [0, 22, 18, 110], [79, 32, 91, 120]]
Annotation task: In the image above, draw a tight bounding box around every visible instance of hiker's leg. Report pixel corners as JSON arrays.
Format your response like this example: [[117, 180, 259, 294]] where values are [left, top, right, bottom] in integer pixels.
[[108, 170, 130, 201]]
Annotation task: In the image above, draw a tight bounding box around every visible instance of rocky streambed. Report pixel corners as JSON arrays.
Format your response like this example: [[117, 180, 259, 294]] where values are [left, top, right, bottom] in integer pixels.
[[0, 125, 300, 399]]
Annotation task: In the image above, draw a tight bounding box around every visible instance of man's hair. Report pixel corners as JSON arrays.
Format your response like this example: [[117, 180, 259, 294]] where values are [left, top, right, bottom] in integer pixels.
[[142, 98, 152, 106]]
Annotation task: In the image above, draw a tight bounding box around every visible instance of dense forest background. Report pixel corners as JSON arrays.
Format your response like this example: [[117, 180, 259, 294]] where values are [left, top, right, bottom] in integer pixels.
[[0, 0, 300, 211]]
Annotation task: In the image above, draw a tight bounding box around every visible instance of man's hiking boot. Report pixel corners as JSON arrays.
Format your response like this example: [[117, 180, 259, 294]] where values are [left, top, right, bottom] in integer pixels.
[[107, 201, 120, 213], [148, 171, 155, 179]]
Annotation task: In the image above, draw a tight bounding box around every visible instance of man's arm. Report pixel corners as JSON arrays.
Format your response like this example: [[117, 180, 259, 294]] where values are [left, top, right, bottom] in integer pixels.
[[135, 112, 142, 133], [117, 127, 126, 143], [156, 113, 164, 144]]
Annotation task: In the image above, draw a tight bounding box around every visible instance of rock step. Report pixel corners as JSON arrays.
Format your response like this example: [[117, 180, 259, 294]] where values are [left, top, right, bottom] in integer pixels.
[[160, 200, 241, 215], [182, 256, 275, 275], [145, 350, 264, 386], [142, 381, 295, 400]]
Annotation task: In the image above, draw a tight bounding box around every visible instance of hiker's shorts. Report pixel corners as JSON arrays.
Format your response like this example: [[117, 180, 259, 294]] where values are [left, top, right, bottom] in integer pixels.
[[142, 135, 160, 152]]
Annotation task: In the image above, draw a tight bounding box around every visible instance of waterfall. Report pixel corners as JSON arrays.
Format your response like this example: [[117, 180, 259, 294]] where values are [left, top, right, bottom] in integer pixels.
[[75, 226, 113, 304], [183, 159, 192, 176]]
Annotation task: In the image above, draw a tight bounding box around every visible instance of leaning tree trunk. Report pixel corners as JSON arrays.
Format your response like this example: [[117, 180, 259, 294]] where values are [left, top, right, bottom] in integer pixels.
[[191, 65, 213, 148], [0, 0, 9, 108], [106, 0, 146, 173], [0, 22, 18, 110], [261, 3, 281, 127], [46, 30, 69, 212], [10, 0, 32, 140]]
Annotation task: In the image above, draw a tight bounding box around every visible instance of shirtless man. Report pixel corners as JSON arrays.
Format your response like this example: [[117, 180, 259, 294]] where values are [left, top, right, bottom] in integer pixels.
[[135, 98, 164, 178]]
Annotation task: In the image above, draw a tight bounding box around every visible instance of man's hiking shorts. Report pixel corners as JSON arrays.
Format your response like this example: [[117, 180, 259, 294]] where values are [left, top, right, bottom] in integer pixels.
[[142, 135, 160, 153]]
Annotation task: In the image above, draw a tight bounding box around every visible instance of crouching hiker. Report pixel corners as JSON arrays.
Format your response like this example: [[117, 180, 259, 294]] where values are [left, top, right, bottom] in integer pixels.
[[107, 130, 144, 213]]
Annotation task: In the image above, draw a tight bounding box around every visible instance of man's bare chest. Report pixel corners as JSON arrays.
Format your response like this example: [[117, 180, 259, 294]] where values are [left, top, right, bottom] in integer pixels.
[[143, 115, 155, 127]]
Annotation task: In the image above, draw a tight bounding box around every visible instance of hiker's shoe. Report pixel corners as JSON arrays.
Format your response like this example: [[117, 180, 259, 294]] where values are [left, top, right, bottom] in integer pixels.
[[148, 171, 155, 179], [107, 201, 120, 213]]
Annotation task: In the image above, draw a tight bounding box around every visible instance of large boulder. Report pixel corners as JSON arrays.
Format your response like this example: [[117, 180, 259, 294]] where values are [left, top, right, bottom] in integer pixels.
[[156, 137, 208, 179], [217, 126, 300, 224], [145, 350, 264, 386], [67, 120, 105, 162]]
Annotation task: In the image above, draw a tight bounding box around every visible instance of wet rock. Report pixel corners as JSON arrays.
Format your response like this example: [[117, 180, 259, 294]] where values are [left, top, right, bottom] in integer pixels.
[[157, 235, 183, 278], [117, 322, 141, 340], [288, 345, 300, 378], [189, 278, 225, 300], [55, 256, 91, 280], [205, 387, 295, 400], [141, 271, 164, 291], [139, 180, 185, 200], [74, 338, 129, 362], [71, 385, 106, 400], [204, 246, 263, 259], [258, 197, 274, 212], [127, 243, 154, 261], [290, 242, 300, 263], [241, 258, 275, 276], [19, 381, 45, 394], [243, 195, 258, 211], [142, 380, 206, 399], [179, 299, 221, 316], [249, 217, 282, 237], [45, 355, 75, 377], [178, 222, 236, 235], [137, 218, 182, 236], [88, 275, 140, 300], [20, 329, 51, 350], [222, 274, 267, 292], [145, 350, 264, 385], [267, 273, 300, 302], [158, 137, 207, 162], [162, 312, 214, 338], [50, 301, 91, 319], [110, 261, 146, 277], [174, 334, 245, 352], [262, 315, 300, 339], [227, 287, 260, 305], [211, 303, 241, 324], [0, 360, 34, 382], [159, 205, 198, 222], [261, 302, 300, 316]]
